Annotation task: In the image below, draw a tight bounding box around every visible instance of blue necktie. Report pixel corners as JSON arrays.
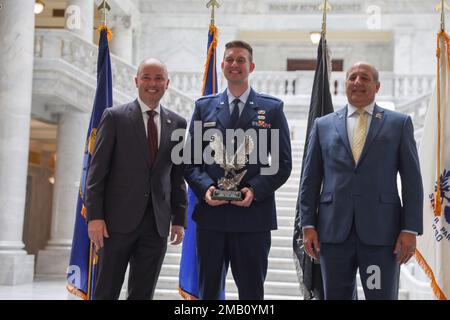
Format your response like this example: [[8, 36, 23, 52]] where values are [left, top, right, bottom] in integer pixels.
[[230, 98, 240, 128]]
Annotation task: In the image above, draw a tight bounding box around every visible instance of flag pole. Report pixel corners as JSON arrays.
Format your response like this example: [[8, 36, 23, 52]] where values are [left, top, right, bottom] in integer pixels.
[[200, 0, 220, 96], [98, 0, 111, 27], [434, 0, 449, 215], [86, 0, 111, 300], [414, 1, 450, 300], [440, 0, 446, 32], [292, 0, 334, 300], [319, 0, 331, 37], [207, 0, 220, 25], [178, 1, 221, 300]]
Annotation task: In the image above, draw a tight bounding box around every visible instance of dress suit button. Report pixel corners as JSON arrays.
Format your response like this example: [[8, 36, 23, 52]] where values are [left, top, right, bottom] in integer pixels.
[[144, 193, 149, 198]]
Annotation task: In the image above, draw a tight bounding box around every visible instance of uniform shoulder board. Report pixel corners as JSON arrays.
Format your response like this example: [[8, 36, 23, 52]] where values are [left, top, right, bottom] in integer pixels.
[[258, 93, 283, 103], [197, 92, 220, 101]]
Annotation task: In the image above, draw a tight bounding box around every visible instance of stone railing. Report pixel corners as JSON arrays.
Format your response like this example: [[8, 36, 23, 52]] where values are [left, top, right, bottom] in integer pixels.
[[33, 28, 435, 125], [34, 28, 194, 119], [396, 92, 431, 129], [400, 261, 433, 300], [170, 70, 435, 101]]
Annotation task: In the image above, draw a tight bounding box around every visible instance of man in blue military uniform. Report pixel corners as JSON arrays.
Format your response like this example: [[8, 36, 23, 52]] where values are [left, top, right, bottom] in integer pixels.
[[184, 40, 292, 300]]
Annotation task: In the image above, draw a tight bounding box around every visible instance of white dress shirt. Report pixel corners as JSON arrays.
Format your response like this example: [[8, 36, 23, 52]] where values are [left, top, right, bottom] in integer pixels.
[[138, 97, 161, 147], [346, 102, 374, 149], [226, 86, 251, 116]]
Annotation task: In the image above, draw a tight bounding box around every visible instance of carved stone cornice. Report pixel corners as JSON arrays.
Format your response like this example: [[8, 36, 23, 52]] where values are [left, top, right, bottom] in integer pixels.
[[137, 0, 442, 15]]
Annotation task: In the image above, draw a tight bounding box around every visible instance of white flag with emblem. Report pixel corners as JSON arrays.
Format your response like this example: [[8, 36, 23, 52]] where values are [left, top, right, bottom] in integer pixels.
[[416, 31, 450, 300]]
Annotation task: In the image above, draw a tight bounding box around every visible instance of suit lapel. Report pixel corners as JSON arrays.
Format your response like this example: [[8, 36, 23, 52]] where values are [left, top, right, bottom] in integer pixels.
[[215, 91, 230, 129], [235, 88, 258, 129], [128, 99, 152, 169], [333, 107, 353, 162], [357, 104, 385, 166]]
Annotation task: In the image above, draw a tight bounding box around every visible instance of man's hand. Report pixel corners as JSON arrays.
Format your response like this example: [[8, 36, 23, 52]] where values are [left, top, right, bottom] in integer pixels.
[[231, 187, 254, 207], [394, 231, 417, 264], [205, 186, 228, 206], [303, 227, 321, 261], [170, 225, 184, 245], [88, 219, 109, 249]]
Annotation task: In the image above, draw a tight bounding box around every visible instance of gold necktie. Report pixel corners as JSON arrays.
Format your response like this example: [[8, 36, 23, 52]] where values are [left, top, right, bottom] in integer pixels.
[[352, 109, 367, 163]]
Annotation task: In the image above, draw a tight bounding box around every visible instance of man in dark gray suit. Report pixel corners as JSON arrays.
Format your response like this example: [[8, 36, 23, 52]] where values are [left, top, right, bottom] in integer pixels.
[[85, 58, 187, 300]]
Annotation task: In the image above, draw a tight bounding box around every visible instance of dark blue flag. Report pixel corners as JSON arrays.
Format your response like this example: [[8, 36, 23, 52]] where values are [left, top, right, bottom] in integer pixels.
[[178, 23, 224, 300], [67, 27, 113, 300]]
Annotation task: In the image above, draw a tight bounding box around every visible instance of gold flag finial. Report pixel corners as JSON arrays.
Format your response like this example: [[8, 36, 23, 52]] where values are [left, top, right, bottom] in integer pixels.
[[98, 0, 111, 26], [436, 0, 450, 31], [206, 0, 220, 24], [318, 0, 332, 36]]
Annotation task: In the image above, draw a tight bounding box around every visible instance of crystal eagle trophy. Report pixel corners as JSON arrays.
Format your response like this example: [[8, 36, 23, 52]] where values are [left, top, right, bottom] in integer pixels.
[[209, 133, 254, 201]]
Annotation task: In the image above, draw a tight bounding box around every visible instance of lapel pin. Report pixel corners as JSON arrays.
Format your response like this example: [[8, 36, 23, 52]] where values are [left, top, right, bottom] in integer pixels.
[[375, 113, 383, 119], [249, 101, 254, 104], [257, 110, 266, 115], [220, 101, 225, 105], [167, 119, 172, 124]]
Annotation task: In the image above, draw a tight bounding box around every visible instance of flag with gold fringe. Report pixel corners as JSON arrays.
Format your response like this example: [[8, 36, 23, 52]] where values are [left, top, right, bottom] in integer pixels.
[[416, 30, 450, 300], [66, 27, 113, 300], [178, 22, 223, 300]]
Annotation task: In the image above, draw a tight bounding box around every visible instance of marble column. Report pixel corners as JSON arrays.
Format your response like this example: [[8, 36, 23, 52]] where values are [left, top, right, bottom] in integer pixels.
[[110, 15, 133, 64], [393, 26, 413, 75], [36, 110, 89, 275], [0, 0, 35, 285], [65, 0, 94, 42]]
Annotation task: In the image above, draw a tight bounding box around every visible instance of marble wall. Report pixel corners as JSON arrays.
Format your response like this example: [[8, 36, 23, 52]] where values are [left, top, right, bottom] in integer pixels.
[[133, 0, 441, 74]]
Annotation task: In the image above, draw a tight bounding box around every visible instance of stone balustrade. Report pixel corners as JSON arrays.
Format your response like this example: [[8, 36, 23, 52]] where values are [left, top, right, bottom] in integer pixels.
[[170, 70, 435, 101], [34, 28, 435, 127], [34, 28, 194, 120]]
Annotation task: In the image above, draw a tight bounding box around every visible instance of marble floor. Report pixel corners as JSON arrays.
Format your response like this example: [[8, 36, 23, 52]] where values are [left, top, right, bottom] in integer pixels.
[[0, 276, 75, 300], [0, 276, 181, 300]]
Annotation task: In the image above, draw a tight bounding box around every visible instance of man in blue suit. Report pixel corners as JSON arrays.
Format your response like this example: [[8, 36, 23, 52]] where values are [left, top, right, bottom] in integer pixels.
[[184, 40, 292, 299], [299, 62, 423, 299]]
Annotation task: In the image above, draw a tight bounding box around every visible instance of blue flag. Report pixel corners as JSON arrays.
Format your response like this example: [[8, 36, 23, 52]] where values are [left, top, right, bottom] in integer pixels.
[[67, 28, 113, 300], [178, 23, 224, 300]]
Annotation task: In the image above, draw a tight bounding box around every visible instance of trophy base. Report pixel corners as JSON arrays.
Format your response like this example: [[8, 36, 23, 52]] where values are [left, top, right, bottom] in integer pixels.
[[212, 190, 243, 201]]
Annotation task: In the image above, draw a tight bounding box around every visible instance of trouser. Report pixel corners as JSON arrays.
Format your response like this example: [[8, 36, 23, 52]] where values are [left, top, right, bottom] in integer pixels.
[[93, 205, 167, 300], [319, 223, 400, 300], [196, 229, 271, 300]]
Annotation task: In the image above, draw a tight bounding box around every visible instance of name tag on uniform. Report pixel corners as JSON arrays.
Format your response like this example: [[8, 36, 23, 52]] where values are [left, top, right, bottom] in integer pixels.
[[203, 121, 216, 128]]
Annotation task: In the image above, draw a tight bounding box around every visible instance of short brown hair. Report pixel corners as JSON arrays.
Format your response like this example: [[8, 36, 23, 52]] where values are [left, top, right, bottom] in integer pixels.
[[224, 40, 253, 62]]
